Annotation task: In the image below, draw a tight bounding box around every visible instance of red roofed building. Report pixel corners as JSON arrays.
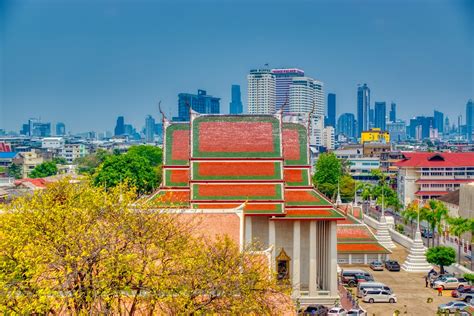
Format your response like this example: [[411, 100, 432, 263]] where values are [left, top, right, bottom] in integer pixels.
[[149, 112, 345, 305], [395, 152, 474, 206]]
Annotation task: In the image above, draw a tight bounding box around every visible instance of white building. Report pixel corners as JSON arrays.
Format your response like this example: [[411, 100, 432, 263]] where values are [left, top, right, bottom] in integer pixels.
[[61, 143, 88, 164], [322, 126, 335, 150], [247, 69, 276, 114], [41, 137, 65, 150]]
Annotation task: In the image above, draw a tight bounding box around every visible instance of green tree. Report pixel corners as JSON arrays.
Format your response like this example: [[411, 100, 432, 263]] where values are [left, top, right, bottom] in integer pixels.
[[29, 161, 57, 178], [464, 273, 474, 284], [339, 174, 356, 202], [127, 145, 163, 166], [421, 200, 449, 247], [75, 149, 111, 175], [426, 246, 456, 274], [52, 157, 67, 165], [313, 152, 342, 199], [7, 163, 22, 179], [448, 217, 471, 265]]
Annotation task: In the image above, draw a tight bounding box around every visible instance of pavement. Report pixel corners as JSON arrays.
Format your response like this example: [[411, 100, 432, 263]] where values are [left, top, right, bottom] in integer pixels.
[[340, 245, 460, 315]]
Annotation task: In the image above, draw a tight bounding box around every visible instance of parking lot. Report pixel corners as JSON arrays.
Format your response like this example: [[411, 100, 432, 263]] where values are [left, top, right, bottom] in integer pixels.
[[340, 245, 457, 315]]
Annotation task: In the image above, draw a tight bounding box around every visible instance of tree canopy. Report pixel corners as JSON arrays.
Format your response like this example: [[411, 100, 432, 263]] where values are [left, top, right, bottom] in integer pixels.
[[127, 145, 163, 167], [313, 152, 342, 198], [7, 163, 22, 179], [75, 149, 111, 175], [29, 161, 57, 178], [426, 246, 456, 274], [0, 180, 289, 315]]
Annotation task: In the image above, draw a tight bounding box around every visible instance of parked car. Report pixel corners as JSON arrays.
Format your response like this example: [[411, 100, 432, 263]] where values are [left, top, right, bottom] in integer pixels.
[[437, 301, 471, 313], [304, 304, 328, 315], [327, 306, 347, 316], [433, 277, 469, 290], [369, 260, 384, 271], [430, 273, 455, 287], [347, 308, 367, 316], [452, 287, 474, 301], [341, 270, 373, 287], [384, 260, 400, 271], [421, 229, 433, 238], [362, 290, 397, 303], [357, 282, 392, 298]]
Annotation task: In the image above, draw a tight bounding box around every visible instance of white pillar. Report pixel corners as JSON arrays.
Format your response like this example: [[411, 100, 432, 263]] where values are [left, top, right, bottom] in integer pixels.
[[348, 254, 352, 264], [364, 254, 368, 264], [293, 220, 301, 297], [378, 254, 381, 261], [269, 219, 276, 267], [309, 220, 317, 296], [329, 221, 338, 296], [245, 216, 252, 244]]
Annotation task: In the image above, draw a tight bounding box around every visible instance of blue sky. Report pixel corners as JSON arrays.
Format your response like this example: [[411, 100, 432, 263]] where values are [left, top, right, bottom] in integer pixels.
[[1, 0, 472, 133]]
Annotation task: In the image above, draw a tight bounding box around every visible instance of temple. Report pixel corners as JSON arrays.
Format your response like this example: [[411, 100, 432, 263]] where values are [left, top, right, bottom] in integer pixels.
[[149, 111, 346, 304]]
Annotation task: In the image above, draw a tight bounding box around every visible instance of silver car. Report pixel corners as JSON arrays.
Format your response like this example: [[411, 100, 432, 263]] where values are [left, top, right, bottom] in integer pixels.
[[362, 290, 397, 303]]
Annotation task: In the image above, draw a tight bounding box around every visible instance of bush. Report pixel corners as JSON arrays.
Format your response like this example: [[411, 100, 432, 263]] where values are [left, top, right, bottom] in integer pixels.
[[395, 224, 405, 234]]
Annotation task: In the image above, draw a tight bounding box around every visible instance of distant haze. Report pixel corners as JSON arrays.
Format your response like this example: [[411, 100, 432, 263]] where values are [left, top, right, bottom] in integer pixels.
[[1, 0, 473, 133]]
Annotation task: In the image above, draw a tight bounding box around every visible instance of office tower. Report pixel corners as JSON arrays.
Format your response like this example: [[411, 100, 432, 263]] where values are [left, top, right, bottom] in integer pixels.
[[33, 123, 51, 137], [247, 68, 276, 114], [56, 122, 66, 136], [337, 113, 356, 139], [175, 90, 220, 121], [114, 116, 125, 136], [387, 120, 407, 142], [408, 116, 433, 140], [389, 102, 396, 122], [289, 77, 324, 146], [326, 93, 336, 127], [433, 110, 444, 134], [145, 115, 155, 143], [444, 117, 450, 135], [357, 83, 370, 136], [466, 99, 474, 141], [369, 108, 374, 128], [229, 85, 243, 114], [374, 102, 386, 131], [271, 68, 305, 111]]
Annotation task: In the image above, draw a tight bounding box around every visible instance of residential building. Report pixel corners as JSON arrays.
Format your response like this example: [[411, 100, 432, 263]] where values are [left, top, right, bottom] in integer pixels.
[[41, 137, 65, 150], [389, 102, 396, 122], [466, 99, 474, 141], [334, 146, 363, 160], [271, 68, 305, 111], [247, 69, 276, 114], [229, 84, 243, 114], [386, 120, 407, 143], [374, 102, 386, 131], [0, 152, 18, 172], [347, 157, 380, 183], [176, 90, 220, 121], [434, 110, 444, 134], [114, 116, 125, 136], [56, 122, 66, 136], [362, 143, 391, 158], [326, 93, 336, 127], [360, 128, 390, 144], [379, 151, 404, 178], [357, 84, 370, 136], [395, 152, 474, 207], [337, 113, 356, 139], [61, 143, 88, 164], [13, 150, 44, 178], [151, 112, 346, 304], [145, 115, 156, 143], [322, 126, 335, 150]]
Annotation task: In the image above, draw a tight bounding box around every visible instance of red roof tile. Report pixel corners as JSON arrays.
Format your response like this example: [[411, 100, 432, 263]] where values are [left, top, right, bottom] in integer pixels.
[[395, 152, 474, 168]]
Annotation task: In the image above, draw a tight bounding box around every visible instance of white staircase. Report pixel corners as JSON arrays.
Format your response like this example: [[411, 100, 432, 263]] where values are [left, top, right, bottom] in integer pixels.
[[375, 215, 396, 249]]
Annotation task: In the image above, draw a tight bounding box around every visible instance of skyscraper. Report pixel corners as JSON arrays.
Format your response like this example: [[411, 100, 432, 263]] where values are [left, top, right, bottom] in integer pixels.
[[145, 115, 156, 143], [271, 68, 305, 111], [466, 99, 474, 141], [114, 116, 125, 136], [229, 85, 243, 114], [176, 90, 220, 121], [389, 102, 396, 122], [337, 113, 356, 139], [357, 83, 370, 136], [247, 69, 276, 114], [433, 110, 444, 134], [56, 122, 66, 136], [326, 93, 336, 127], [374, 101, 386, 131]]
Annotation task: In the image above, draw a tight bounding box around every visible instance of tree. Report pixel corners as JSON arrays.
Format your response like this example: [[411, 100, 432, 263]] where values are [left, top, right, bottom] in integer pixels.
[[127, 145, 162, 167], [29, 161, 57, 178], [464, 273, 474, 284], [0, 180, 288, 315], [313, 153, 342, 199], [448, 217, 471, 265], [339, 175, 356, 202], [7, 163, 22, 179], [421, 200, 449, 247], [75, 149, 111, 175], [426, 246, 456, 274], [52, 157, 67, 165]]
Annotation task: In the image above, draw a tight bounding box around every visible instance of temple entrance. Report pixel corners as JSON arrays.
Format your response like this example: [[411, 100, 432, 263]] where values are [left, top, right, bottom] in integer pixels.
[[276, 248, 291, 281]]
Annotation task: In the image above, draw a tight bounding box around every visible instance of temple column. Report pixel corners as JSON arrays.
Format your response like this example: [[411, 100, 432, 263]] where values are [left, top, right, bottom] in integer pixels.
[[293, 220, 301, 297], [269, 220, 276, 268], [364, 254, 368, 264], [329, 221, 338, 296], [309, 220, 317, 296], [349, 254, 352, 264], [245, 216, 252, 244]]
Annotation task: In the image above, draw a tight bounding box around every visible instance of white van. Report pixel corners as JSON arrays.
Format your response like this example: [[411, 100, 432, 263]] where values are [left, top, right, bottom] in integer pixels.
[[357, 282, 391, 298]]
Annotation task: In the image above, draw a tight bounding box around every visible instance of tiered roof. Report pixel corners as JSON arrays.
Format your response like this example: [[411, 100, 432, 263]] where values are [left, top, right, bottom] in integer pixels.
[[150, 113, 344, 220]]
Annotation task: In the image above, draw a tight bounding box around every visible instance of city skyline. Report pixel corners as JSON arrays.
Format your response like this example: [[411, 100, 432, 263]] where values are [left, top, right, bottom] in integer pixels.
[[1, 0, 473, 132]]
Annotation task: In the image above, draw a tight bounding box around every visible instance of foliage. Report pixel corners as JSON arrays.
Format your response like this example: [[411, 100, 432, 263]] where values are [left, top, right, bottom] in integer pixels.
[[422, 200, 449, 247], [448, 217, 472, 264], [0, 180, 288, 315], [7, 163, 22, 179], [395, 224, 405, 234], [29, 161, 57, 178], [52, 157, 67, 165], [313, 152, 342, 198], [426, 246, 456, 274], [127, 145, 162, 167], [464, 274, 474, 284], [339, 174, 356, 202], [75, 149, 111, 175]]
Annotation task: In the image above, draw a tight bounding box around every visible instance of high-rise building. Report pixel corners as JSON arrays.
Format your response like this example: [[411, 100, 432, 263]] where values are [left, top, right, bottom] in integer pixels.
[[466, 99, 474, 141], [357, 84, 370, 136], [56, 122, 66, 136], [374, 102, 386, 131], [114, 116, 125, 136], [387, 120, 406, 143], [229, 85, 243, 114], [389, 102, 396, 122], [369, 108, 374, 128], [175, 90, 220, 121], [247, 69, 276, 114], [326, 93, 336, 127], [289, 77, 324, 146], [337, 113, 356, 139], [444, 117, 450, 135], [433, 110, 444, 134], [271, 68, 305, 111], [408, 116, 433, 140], [145, 115, 156, 143]]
